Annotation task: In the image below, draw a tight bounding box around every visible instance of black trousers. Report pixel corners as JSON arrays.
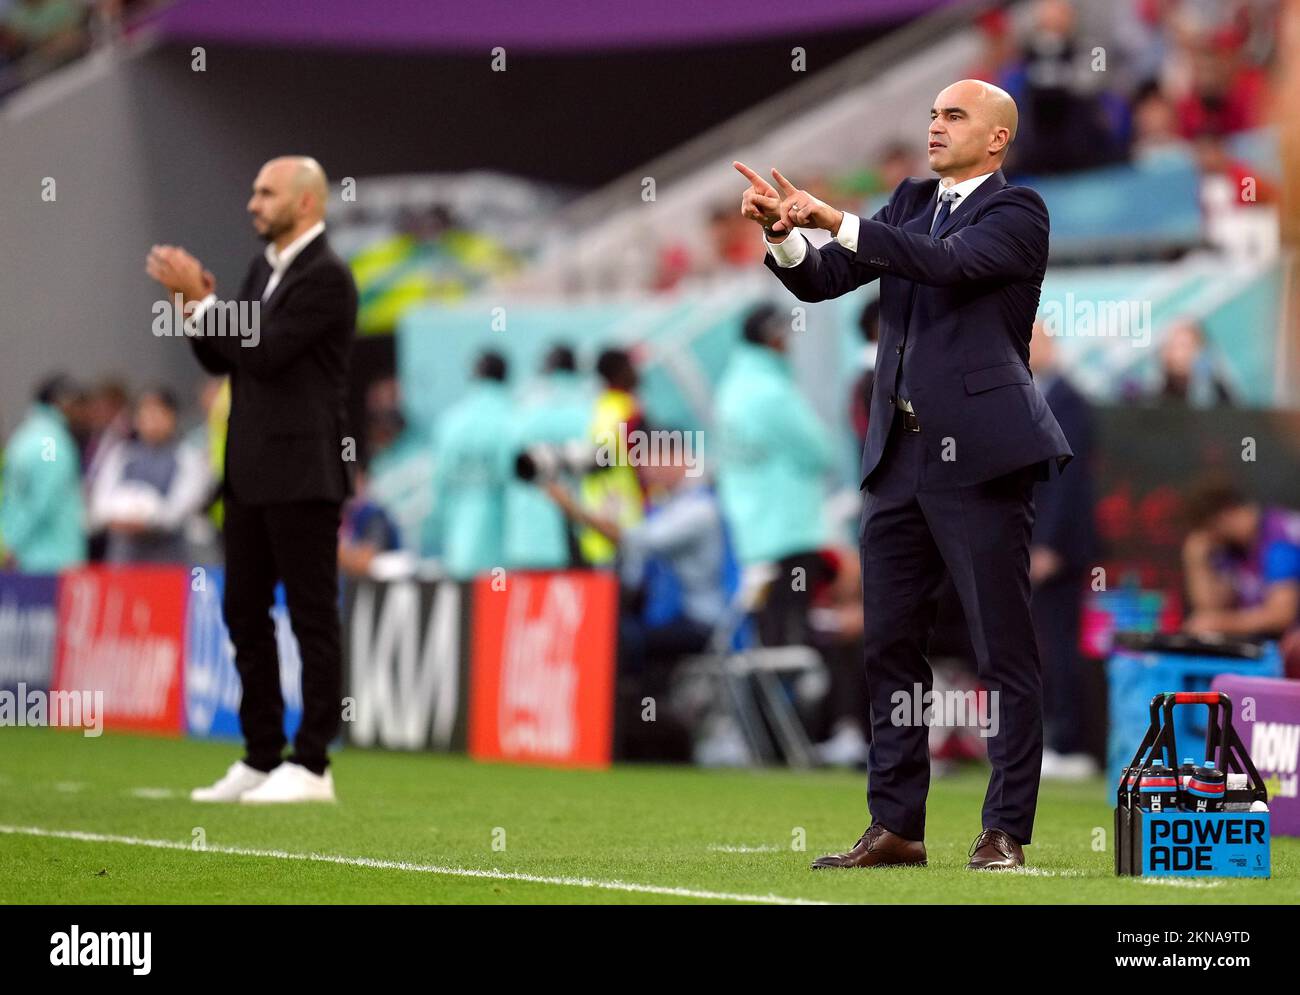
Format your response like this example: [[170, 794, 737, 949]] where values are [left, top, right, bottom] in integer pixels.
[[222, 493, 342, 775], [859, 410, 1043, 844]]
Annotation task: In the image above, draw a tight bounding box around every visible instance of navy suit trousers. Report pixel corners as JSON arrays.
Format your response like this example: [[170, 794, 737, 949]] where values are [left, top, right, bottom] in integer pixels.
[[859, 409, 1044, 844]]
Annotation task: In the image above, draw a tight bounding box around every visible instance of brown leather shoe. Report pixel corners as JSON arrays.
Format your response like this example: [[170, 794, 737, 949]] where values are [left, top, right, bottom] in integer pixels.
[[811, 823, 927, 869], [966, 828, 1025, 870]]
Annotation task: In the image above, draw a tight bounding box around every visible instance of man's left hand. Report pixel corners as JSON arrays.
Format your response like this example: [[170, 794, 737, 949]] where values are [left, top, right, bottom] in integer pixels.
[[769, 168, 843, 236]]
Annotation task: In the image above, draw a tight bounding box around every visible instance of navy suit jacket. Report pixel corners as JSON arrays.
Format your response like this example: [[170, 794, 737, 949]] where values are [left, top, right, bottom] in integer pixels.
[[764, 169, 1072, 490]]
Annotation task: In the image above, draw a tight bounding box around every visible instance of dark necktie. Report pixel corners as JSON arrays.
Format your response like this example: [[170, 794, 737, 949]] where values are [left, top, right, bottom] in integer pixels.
[[931, 187, 960, 235], [898, 188, 961, 407]]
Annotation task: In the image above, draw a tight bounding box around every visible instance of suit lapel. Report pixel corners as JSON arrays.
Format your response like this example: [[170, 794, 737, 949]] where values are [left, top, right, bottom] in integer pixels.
[[261, 233, 327, 314]]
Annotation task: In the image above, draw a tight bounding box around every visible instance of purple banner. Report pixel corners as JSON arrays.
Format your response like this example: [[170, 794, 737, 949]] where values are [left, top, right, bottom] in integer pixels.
[[1216, 674, 1300, 837], [156, 0, 950, 52]]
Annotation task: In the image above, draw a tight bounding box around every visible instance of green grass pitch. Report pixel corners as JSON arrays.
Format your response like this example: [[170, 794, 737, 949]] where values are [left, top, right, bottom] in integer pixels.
[[0, 728, 1294, 905]]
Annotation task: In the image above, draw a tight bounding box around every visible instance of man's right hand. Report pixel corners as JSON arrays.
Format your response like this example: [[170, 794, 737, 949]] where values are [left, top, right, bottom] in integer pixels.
[[733, 161, 786, 241]]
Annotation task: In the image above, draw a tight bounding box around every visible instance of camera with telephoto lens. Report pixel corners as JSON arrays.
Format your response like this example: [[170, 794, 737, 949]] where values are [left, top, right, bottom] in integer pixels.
[[514, 441, 604, 484]]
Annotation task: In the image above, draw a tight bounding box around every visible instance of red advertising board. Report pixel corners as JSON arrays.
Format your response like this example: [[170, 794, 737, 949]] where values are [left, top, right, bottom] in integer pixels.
[[52, 566, 188, 735], [468, 571, 617, 768]]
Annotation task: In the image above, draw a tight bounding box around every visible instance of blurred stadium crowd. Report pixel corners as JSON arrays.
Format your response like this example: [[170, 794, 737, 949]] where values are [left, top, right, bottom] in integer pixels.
[[658, 0, 1279, 291], [0, 0, 161, 98]]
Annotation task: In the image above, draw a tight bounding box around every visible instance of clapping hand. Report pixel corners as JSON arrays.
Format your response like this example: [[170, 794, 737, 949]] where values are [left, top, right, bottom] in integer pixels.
[[146, 245, 212, 304]]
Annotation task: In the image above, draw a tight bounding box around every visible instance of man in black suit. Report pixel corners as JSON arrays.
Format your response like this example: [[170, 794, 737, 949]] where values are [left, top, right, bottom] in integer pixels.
[[736, 79, 1072, 869], [146, 156, 356, 803]]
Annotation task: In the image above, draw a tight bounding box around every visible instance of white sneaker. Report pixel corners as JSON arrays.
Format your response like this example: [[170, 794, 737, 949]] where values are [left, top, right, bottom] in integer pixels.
[[816, 721, 870, 767], [239, 762, 336, 803], [1041, 750, 1100, 781], [191, 761, 269, 802]]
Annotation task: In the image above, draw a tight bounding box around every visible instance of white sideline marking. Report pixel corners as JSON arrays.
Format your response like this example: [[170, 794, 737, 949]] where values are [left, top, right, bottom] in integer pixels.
[[1137, 877, 1222, 889], [129, 788, 177, 800], [1007, 866, 1085, 877], [0, 825, 832, 905]]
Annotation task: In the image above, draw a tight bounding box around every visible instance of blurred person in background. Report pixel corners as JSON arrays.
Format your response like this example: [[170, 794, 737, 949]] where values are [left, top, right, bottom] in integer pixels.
[[579, 348, 646, 566], [849, 143, 924, 218], [362, 377, 434, 559], [504, 343, 590, 569], [1000, 0, 1124, 174], [1172, 23, 1269, 139], [0, 374, 87, 572], [1182, 482, 1300, 674], [1129, 84, 1191, 162], [847, 297, 881, 457], [807, 548, 872, 767], [0, 0, 89, 85], [427, 350, 514, 580], [708, 203, 766, 270], [966, 5, 1016, 86], [80, 377, 130, 561], [715, 303, 837, 647], [544, 430, 726, 688], [179, 375, 229, 563], [1027, 319, 1099, 780], [88, 386, 211, 564], [1152, 318, 1234, 406], [337, 462, 402, 579]]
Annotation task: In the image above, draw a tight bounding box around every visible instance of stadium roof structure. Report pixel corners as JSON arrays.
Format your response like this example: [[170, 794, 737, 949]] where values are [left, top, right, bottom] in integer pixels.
[[154, 0, 953, 51]]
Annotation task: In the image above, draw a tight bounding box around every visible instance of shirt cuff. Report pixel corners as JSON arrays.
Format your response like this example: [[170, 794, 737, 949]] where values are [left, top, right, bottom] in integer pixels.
[[763, 229, 808, 267], [183, 293, 217, 336], [834, 212, 861, 253]]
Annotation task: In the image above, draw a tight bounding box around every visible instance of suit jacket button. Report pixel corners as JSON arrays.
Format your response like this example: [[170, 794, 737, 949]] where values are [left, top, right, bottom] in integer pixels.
[[896, 345, 903, 354], [888, 394, 895, 405]]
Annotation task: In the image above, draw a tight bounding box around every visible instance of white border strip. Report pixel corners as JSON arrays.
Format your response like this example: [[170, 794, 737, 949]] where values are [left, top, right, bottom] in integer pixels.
[[0, 824, 833, 905]]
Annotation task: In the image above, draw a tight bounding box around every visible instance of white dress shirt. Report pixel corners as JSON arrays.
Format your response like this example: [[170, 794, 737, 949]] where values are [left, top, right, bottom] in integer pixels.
[[184, 221, 326, 332], [260, 219, 326, 301], [763, 170, 997, 268]]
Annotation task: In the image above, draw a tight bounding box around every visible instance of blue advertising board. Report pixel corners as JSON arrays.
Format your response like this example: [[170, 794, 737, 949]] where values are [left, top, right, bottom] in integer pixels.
[[184, 566, 303, 741]]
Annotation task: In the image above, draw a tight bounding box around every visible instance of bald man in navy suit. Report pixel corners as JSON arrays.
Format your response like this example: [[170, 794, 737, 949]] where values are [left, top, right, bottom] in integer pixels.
[[735, 79, 1072, 870]]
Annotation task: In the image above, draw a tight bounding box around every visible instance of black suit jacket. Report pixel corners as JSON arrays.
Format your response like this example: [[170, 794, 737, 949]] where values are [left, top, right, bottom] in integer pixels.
[[187, 232, 357, 505], [764, 169, 1072, 490]]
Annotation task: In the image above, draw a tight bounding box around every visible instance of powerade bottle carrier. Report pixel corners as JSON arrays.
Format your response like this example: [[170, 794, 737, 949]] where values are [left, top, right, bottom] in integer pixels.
[[1115, 691, 1270, 877]]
